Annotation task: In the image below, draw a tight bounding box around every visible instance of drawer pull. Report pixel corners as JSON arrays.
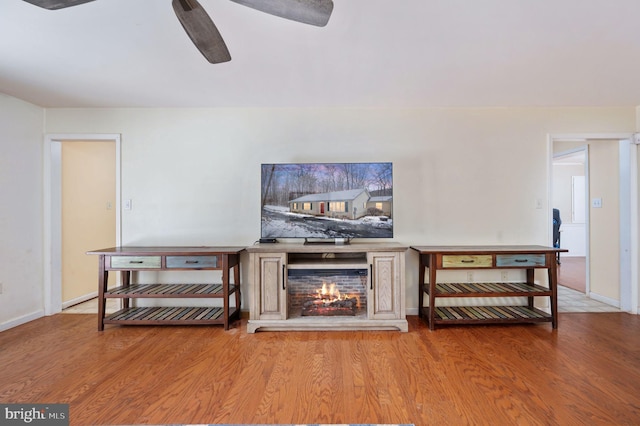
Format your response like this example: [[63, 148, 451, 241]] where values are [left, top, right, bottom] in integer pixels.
[[515, 259, 529, 263], [461, 259, 475, 263], [129, 260, 144, 264], [185, 260, 199, 264]]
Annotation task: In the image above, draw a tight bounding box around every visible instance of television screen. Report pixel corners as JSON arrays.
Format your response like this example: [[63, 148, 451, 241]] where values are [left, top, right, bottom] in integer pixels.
[[261, 162, 393, 240]]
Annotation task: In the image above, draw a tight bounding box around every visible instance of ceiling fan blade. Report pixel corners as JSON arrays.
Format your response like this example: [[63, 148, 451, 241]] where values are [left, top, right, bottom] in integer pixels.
[[229, 0, 333, 27], [22, 0, 95, 9], [172, 0, 231, 64]]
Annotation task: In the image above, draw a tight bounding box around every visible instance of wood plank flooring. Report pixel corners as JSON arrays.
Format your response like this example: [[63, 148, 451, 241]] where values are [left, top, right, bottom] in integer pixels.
[[557, 256, 586, 293], [1, 314, 639, 425]]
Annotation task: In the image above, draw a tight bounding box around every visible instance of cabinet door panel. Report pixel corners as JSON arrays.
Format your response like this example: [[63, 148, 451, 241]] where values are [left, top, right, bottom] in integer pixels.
[[256, 254, 286, 320], [369, 253, 399, 319]]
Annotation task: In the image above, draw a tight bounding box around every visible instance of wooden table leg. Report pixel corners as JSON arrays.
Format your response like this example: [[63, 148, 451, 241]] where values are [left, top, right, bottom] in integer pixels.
[[418, 254, 425, 319], [122, 271, 130, 309], [222, 254, 230, 330], [547, 253, 559, 329], [234, 258, 241, 320], [428, 254, 437, 330], [98, 255, 107, 331], [526, 268, 535, 309]]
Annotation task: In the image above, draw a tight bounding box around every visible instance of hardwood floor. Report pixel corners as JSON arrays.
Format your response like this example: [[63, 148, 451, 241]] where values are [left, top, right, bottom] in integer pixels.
[[1, 315, 639, 425], [557, 256, 586, 293]]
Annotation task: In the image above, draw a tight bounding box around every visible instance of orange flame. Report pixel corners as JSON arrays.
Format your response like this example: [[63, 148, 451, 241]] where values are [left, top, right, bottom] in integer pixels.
[[314, 281, 360, 308]]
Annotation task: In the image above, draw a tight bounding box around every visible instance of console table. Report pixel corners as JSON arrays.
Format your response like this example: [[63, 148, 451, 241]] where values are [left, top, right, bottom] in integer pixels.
[[87, 246, 244, 331], [411, 245, 567, 330]]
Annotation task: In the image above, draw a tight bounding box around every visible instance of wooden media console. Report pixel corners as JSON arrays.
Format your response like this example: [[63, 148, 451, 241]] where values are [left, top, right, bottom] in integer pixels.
[[246, 242, 408, 333]]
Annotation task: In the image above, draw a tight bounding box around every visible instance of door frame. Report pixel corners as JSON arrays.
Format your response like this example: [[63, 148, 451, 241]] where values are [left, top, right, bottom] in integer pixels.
[[43, 133, 121, 315], [548, 133, 638, 314]]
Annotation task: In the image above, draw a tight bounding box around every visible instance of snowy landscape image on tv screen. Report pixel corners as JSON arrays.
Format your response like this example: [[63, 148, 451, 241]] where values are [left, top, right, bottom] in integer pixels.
[[261, 162, 393, 239]]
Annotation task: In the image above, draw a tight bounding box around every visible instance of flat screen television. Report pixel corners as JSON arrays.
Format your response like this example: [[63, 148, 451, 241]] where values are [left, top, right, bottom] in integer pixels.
[[261, 162, 393, 241]]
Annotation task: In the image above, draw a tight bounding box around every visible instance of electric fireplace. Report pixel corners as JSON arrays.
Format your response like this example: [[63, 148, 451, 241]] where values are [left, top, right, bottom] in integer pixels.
[[246, 242, 408, 333]]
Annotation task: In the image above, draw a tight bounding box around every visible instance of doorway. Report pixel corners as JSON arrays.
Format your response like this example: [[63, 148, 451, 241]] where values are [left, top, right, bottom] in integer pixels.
[[552, 147, 587, 294], [549, 134, 636, 313], [61, 141, 117, 307], [44, 134, 121, 315]]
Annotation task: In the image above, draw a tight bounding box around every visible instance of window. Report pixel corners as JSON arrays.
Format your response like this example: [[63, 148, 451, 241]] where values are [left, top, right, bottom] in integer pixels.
[[329, 201, 347, 212], [303, 202, 312, 211], [375, 202, 383, 210]]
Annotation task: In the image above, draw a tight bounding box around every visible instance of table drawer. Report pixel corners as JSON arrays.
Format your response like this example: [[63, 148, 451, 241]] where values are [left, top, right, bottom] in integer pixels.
[[110, 256, 161, 269], [496, 254, 546, 267], [442, 255, 492, 268], [166, 256, 219, 269]]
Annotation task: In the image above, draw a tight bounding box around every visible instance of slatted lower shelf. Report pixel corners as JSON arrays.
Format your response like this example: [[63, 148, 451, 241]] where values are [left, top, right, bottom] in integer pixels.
[[105, 307, 225, 325], [430, 306, 552, 324], [427, 282, 551, 297], [105, 283, 235, 298]]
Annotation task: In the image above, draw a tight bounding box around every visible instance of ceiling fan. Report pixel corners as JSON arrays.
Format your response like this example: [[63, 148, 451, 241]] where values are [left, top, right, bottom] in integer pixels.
[[22, 0, 334, 63]]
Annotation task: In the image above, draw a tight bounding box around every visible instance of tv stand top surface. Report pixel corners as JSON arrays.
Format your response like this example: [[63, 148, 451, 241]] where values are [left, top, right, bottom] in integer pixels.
[[246, 241, 407, 253]]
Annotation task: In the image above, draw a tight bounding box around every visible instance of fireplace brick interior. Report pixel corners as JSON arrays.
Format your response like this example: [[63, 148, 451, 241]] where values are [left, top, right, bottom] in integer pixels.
[[287, 269, 368, 318]]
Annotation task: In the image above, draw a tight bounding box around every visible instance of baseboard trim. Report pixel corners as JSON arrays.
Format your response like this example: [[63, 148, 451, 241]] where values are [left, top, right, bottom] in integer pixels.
[[589, 292, 620, 308], [62, 291, 98, 310], [0, 310, 44, 332]]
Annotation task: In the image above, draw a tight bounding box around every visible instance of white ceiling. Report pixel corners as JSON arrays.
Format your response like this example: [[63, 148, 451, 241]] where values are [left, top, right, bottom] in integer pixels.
[[2, 0, 640, 108]]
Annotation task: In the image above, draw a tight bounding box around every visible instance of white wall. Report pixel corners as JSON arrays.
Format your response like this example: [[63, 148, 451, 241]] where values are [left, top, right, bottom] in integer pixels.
[[1, 97, 636, 329], [588, 140, 622, 301], [0, 94, 45, 330], [43, 106, 636, 313], [637, 128, 640, 312], [636, 107, 640, 313]]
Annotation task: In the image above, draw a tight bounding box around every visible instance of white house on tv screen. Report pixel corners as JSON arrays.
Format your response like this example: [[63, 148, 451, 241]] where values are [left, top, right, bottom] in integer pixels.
[[288, 188, 393, 220]]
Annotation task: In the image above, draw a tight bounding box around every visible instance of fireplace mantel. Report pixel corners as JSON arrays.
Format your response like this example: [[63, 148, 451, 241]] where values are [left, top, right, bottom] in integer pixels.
[[246, 242, 408, 333]]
